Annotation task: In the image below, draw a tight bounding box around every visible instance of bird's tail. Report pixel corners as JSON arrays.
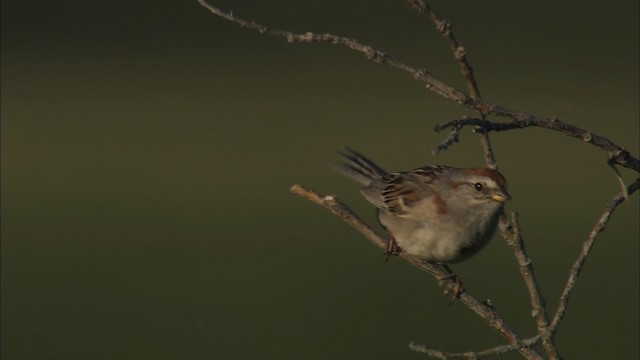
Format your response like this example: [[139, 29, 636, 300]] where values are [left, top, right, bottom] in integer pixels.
[[334, 148, 387, 185]]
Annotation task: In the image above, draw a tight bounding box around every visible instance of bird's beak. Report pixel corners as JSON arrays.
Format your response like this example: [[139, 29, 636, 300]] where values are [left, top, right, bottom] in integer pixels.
[[491, 191, 511, 202]]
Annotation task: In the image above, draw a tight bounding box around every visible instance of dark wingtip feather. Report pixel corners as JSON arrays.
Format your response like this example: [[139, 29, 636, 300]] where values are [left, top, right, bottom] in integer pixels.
[[334, 148, 387, 185]]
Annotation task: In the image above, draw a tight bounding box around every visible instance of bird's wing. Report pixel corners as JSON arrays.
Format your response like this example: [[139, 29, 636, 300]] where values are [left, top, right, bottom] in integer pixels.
[[363, 166, 450, 216]]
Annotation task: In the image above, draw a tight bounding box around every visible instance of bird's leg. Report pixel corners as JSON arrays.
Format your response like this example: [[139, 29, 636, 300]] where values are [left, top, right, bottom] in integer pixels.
[[384, 233, 400, 263], [437, 264, 464, 301]]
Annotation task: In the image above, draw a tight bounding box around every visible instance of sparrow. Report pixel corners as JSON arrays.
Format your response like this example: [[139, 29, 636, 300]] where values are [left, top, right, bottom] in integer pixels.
[[336, 148, 510, 263]]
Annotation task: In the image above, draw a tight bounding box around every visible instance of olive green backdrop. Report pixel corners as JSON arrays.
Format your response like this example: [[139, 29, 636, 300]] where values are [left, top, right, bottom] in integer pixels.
[[2, 0, 638, 359]]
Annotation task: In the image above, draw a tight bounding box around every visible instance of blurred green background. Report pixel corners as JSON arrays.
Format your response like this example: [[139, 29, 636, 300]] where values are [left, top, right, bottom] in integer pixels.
[[2, 0, 638, 359]]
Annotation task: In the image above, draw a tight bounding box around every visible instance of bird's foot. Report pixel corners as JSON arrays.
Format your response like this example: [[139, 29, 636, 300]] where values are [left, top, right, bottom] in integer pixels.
[[384, 233, 401, 263], [437, 264, 464, 302]]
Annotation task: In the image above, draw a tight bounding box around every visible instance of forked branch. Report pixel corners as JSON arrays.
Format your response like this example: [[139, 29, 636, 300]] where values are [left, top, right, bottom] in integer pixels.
[[550, 179, 640, 333], [409, 336, 541, 359], [501, 213, 559, 359], [290, 185, 544, 360], [200, 1, 638, 358], [405, 0, 480, 100], [405, 0, 498, 169], [197, 0, 638, 173], [434, 117, 639, 173]]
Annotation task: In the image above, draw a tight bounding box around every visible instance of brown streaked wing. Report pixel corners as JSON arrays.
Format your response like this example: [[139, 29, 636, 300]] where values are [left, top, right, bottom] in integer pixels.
[[411, 165, 450, 184], [380, 173, 426, 216]]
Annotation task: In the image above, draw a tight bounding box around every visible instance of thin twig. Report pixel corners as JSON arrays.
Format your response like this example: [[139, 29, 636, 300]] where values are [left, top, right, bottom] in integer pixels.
[[550, 179, 640, 333], [289, 184, 386, 250], [290, 185, 544, 360], [405, 0, 497, 168], [405, 0, 480, 100], [197, 0, 638, 172], [432, 122, 462, 155], [607, 160, 629, 199], [477, 131, 498, 169], [409, 335, 541, 359], [501, 213, 560, 359], [434, 117, 639, 172], [197, 0, 469, 103]]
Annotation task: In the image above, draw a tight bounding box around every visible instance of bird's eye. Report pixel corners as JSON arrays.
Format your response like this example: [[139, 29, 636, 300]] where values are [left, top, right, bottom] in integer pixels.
[[474, 182, 483, 191]]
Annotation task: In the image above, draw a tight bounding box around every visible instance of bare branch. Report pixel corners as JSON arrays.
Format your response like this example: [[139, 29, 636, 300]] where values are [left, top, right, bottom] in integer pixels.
[[409, 335, 541, 359], [290, 185, 544, 360], [435, 117, 523, 133], [405, 0, 498, 168], [406, 0, 480, 101], [434, 117, 639, 172], [501, 213, 560, 359], [607, 160, 630, 199], [197, 0, 469, 103], [201, 1, 639, 357], [197, 0, 638, 172], [289, 184, 386, 250], [477, 131, 498, 169], [550, 179, 640, 333], [432, 122, 462, 155]]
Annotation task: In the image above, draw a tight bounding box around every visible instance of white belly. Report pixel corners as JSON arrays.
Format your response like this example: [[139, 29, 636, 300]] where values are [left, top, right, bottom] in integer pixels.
[[379, 211, 497, 263]]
